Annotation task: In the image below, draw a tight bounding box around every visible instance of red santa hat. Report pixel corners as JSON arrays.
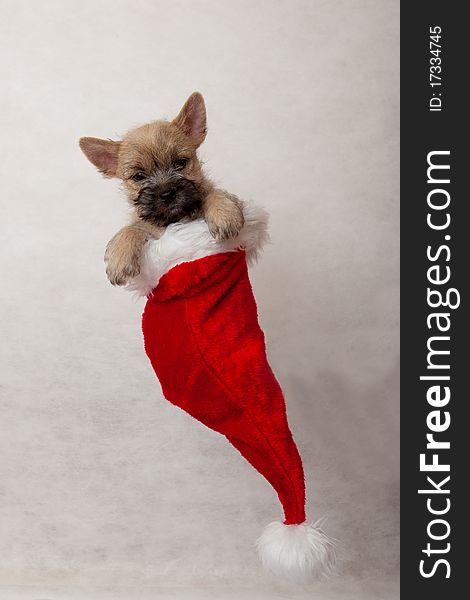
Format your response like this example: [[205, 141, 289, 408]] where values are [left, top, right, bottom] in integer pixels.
[[126, 202, 336, 578]]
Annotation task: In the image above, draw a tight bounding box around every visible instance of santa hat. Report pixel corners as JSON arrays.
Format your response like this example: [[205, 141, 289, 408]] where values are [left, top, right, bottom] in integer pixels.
[[127, 202, 336, 578]]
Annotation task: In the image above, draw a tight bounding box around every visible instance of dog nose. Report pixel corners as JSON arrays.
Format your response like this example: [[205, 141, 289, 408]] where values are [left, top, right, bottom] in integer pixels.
[[159, 189, 176, 202]]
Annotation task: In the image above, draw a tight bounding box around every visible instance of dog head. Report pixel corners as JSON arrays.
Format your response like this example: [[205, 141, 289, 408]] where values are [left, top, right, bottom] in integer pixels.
[[79, 92, 209, 226]]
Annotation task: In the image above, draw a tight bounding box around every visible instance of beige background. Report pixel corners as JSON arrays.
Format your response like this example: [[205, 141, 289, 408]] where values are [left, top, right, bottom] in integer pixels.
[[0, 1, 399, 598]]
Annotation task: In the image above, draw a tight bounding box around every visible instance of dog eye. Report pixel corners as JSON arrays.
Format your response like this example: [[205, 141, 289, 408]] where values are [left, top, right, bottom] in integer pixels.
[[175, 158, 188, 170], [131, 172, 146, 182]]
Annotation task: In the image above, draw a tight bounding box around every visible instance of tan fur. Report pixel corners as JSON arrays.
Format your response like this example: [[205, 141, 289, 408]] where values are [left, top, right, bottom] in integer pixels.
[[80, 92, 244, 286], [204, 189, 245, 241], [104, 220, 163, 286]]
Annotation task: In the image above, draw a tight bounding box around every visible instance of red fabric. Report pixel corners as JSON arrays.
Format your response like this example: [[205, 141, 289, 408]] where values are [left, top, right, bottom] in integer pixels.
[[142, 250, 306, 525]]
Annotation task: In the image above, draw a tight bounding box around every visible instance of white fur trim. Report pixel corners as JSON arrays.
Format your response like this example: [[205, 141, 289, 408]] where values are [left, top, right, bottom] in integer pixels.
[[126, 200, 269, 297], [256, 520, 337, 579]]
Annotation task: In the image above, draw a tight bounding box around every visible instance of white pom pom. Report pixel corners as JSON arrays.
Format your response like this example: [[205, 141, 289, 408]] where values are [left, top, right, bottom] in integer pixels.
[[256, 520, 337, 579]]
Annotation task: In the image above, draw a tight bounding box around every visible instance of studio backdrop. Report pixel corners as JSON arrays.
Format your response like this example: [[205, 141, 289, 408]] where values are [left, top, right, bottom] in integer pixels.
[[0, 0, 399, 598]]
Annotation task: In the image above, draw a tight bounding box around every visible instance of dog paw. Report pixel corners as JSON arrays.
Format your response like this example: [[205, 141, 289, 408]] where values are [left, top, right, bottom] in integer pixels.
[[104, 230, 143, 286], [105, 259, 141, 286], [206, 192, 245, 241]]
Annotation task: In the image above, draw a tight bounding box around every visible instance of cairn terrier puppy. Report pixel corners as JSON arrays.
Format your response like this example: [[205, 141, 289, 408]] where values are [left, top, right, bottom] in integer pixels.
[[79, 92, 244, 285]]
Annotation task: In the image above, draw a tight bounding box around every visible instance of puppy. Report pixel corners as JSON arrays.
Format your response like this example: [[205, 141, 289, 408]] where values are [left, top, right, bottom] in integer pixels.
[[79, 92, 244, 285]]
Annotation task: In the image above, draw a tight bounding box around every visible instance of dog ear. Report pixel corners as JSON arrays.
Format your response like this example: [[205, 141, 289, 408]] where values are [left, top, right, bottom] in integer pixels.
[[79, 137, 121, 177], [172, 92, 207, 147]]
